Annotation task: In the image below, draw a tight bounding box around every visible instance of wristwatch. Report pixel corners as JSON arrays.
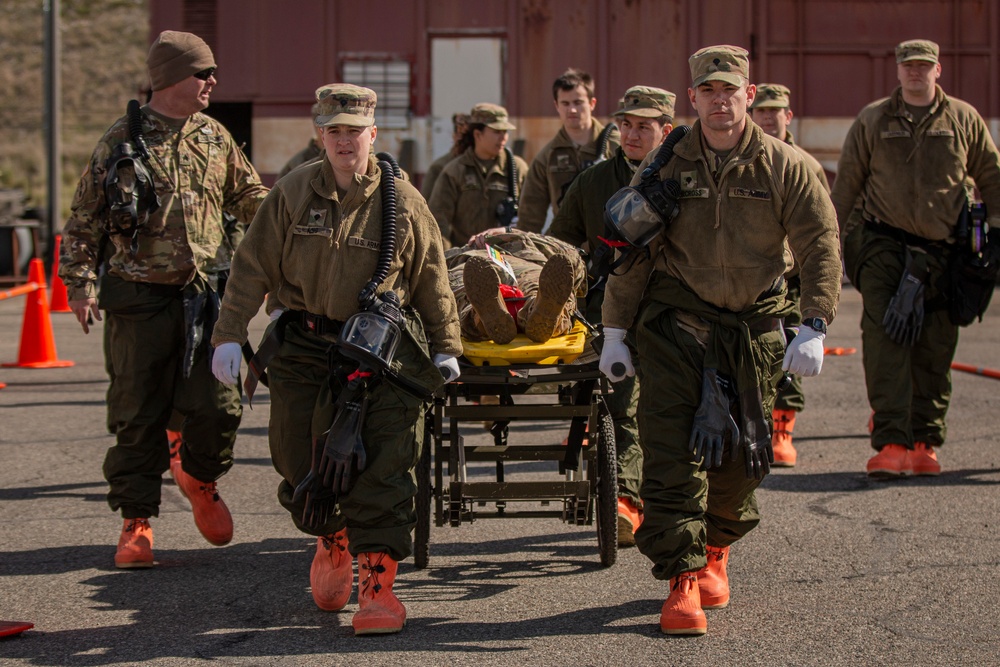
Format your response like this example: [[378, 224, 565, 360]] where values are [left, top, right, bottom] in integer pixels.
[[801, 317, 827, 334]]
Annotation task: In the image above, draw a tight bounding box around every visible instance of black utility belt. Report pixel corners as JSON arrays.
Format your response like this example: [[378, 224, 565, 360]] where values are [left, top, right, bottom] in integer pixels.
[[292, 310, 344, 337], [863, 216, 947, 251]]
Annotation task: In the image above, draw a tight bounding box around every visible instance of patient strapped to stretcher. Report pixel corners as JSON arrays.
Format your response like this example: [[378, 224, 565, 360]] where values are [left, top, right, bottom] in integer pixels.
[[445, 229, 588, 345]]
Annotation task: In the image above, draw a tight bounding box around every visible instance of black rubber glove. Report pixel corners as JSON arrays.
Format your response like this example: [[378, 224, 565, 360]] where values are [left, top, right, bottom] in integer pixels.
[[734, 386, 773, 480], [883, 250, 928, 346], [690, 369, 739, 470], [318, 379, 369, 494], [292, 437, 338, 531]]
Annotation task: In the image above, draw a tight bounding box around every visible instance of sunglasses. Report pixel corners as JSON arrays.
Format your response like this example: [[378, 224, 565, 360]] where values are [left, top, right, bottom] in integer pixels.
[[193, 67, 216, 81]]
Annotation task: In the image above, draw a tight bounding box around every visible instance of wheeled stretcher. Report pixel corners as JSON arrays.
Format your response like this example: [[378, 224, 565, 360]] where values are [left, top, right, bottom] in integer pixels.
[[413, 322, 620, 568]]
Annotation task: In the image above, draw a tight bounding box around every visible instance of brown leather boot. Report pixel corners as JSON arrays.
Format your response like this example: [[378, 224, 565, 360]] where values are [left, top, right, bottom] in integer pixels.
[[464, 256, 516, 344], [696, 545, 730, 609], [771, 409, 797, 467], [660, 573, 707, 635], [310, 529, 352, 611], [352, 552, 406, 635], [524, 254, 574, 343]]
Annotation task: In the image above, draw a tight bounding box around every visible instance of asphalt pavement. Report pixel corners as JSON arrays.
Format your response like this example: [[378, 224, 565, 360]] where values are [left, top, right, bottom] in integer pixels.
[[1, 287, 998, 666]]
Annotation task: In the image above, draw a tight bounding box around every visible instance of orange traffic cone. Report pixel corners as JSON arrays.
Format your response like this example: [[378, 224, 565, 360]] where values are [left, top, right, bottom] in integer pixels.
[[49, 235, 71, 313], [2, 259, 74, 369]]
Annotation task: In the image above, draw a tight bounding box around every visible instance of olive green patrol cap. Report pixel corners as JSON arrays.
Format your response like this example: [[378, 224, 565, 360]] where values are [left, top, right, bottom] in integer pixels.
[[689, 45, 750, 87], [469, 103, 517, 131], [314, 84, 377, 127], [750, 83, 791, 109], [615, 86, 676, 120], [896, 39, 939, 64]]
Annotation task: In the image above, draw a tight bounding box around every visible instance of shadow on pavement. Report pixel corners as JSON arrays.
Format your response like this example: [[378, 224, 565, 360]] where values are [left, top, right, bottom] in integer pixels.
[[0, 536, 654, 664], [761, 467, 1000, 493]]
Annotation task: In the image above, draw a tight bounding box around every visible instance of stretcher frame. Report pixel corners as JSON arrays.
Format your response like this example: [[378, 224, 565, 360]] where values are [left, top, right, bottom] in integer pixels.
[[413, 357, 619, 569]]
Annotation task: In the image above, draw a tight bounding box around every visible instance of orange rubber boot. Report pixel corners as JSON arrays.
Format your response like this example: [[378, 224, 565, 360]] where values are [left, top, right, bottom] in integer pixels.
[[696, 545, 730, 609], [311, 529, 353, 611], [660, 573, 707, 635], [352, 553, 406, 635], [771, 409, 798, 467], [167, 430, 183, 482], [115, 518, 154, 569], [173, 466, 233, 546], [617, 497, 642, 547], [910, 442, 941, 476], [866, 444, 912, 478]]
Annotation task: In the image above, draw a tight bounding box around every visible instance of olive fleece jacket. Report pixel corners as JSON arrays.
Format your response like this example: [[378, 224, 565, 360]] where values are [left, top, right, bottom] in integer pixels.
[[603, 119, 841, 329], [517, 119, 620, 232], [213, 155, 462, 357], [831, 85, 1000, 241]]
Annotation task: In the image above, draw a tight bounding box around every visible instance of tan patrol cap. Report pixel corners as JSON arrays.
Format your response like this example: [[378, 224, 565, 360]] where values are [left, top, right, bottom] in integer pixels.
[[896, 39, 939, 64], [469, 103, 516, 131], [750, 83, 791, 109], [314, 84, 377, 127], [689, 45, 750, 87], [615, 86, 676, 120]]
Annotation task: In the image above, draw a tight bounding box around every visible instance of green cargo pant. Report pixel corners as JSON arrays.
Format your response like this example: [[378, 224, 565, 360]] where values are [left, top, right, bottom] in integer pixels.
[[773, 277, 805, 412], [266, 320, 431, 562], [634, 302, 785, 580], [845, 226, 958, 449], [586, 289, 643, 504], [101, 284, 241, 519]]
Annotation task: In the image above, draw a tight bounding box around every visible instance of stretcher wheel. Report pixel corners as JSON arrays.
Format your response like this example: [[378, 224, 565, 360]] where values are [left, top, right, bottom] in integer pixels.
[[413, 411, 432, 569], [593, 400, 618, 567]]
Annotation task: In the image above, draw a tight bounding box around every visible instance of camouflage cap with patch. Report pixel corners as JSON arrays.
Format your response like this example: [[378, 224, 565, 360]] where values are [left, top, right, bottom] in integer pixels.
[[314, 84, 377, 127], [689, 45, 750, 87], [469, 103, 517, 131], [615, 85, 676, 120], [896, 39, 939, 64], [750, 83, 791, 109]]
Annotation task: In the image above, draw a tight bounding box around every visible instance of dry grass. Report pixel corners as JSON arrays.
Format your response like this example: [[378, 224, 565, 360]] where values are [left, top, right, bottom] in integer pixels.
[[0, 0, 149, 223]]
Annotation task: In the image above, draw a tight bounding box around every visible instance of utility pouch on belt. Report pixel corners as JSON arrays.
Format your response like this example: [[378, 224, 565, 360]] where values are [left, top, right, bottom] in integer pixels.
[[947, 202, 1000, 326]]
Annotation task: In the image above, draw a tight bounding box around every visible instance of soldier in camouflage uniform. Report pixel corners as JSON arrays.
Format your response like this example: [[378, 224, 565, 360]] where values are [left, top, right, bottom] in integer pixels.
[[832, 39, 1000, 478], [600, 46, 841, 635], [428, 103, 528, 247], [211, 84, 461, 636], [551, 85, 676, 547], [518, 68, 620, 233], [446, 229, 586, 344], [60, 31, 268, 569], [750, 83, 831, 467]]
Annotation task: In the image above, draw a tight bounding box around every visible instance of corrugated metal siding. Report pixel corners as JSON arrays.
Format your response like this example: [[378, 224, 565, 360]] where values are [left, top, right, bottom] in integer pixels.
[[150, 0, 1000, 177]]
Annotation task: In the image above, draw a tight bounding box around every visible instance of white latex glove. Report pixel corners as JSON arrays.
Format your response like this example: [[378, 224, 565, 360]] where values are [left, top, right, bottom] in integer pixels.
[[599, 327, 635, 381], [433, 353, 461, 383], [782, 326, 825, 377], [269, 307, 285, 322], [212, 342, 243, 385]]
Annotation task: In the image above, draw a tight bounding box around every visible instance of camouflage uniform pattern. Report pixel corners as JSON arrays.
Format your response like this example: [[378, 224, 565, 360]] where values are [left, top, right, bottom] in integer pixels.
[[59, 104, 267, 519], [427, 147, 529, 248], [60, 106, 268, 300], [517, 119, 620, 232], [444, 230, 586, 341]]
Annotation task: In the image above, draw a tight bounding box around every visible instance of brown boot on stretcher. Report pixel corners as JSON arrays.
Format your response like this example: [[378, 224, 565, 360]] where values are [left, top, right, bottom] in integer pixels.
[[524, 254, 575, 343], [464, 256, 517, 344]]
